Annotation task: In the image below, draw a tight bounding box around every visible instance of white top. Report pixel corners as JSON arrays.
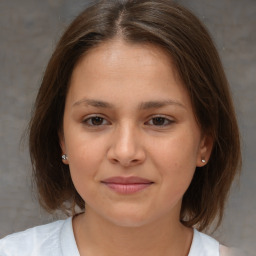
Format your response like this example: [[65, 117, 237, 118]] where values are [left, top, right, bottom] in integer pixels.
[[0, 217, 244, 256]]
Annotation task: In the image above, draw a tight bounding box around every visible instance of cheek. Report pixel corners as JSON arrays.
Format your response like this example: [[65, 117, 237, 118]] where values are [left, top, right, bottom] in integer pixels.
[[150, 133, 200, 189], [153, 134, 199, 168], [150, 139, 197, 212], [67, 146, 101, 202], [65, 133, 108, 192], [66, 127, 107, 166]]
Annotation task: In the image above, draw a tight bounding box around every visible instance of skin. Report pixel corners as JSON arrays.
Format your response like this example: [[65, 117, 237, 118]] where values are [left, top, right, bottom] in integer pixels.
[[60, 39, 213, 256]]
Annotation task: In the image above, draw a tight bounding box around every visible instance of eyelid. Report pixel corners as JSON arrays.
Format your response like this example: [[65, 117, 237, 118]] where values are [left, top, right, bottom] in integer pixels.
[[82, 114, 111, 126], [145, 115, 175, 126], [81, 114, 175, 128]]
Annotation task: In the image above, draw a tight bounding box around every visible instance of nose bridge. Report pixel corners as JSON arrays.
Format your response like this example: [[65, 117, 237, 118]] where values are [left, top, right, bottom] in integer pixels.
[[115, 121, 137, 155], [108, 120, 145, 166]]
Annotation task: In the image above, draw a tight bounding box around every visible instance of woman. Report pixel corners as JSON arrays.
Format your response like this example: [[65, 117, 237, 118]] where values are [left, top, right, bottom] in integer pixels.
[[0, 0, 243, 255]]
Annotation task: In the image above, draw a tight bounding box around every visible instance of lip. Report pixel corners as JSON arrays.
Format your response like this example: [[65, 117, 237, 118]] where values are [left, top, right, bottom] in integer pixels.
[[101, 176, 154, 194]]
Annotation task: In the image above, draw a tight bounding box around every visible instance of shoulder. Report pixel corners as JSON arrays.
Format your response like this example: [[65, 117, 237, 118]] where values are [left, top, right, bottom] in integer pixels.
[[220, 245, 253, 256], [189, 229, 220, 255], [0, 218, 69, 256], [190, 230, 249, 256]]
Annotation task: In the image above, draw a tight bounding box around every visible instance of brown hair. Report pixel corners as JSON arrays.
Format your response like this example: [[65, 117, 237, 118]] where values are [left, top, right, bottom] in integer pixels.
[[29, 0, 241, 231]]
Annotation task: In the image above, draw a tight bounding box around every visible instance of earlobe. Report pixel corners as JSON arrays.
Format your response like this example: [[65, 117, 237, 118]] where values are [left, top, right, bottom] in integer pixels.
[[58, 131, 69, 165], [196, 134, 214, 167]]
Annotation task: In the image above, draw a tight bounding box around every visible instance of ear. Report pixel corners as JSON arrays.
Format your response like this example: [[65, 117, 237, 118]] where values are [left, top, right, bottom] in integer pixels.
[[196, 134, 213, 167], [58, 130, 69, 165]]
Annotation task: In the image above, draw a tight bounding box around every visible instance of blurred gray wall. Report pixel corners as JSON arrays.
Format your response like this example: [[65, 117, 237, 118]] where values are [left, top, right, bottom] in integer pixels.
[[0, 0, 255, 254]]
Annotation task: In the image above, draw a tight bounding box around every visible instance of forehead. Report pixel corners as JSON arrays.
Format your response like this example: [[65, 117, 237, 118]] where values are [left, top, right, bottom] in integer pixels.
[[72, 39, 180, 82], [67, 39, 191, 109]]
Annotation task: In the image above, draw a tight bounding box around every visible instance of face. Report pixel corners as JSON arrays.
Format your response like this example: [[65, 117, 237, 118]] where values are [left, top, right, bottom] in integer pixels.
[[60, 39, 212, 227]]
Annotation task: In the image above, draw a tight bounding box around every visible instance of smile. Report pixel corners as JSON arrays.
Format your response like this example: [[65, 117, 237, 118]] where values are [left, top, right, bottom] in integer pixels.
[[101, 176, 154, 194]]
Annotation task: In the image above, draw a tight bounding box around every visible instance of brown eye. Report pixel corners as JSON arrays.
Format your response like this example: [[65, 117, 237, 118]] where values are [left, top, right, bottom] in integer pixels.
[[83, 116, 109, 126], [152, 117, 166, 126], [146, 116, 173, 127], [91, 117, 104, 125]]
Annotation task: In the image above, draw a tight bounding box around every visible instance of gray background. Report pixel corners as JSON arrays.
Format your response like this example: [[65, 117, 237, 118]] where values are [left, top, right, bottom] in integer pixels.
[[0, 0, 255, 254]]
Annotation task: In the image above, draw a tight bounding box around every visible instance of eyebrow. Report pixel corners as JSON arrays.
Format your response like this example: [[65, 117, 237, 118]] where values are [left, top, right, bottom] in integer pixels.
[[73, 98, 114, 108], [139, 100, 185, 110], [73, 98, 185, 109]]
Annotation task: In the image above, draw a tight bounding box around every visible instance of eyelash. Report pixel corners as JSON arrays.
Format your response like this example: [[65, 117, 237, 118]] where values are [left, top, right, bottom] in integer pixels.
[[82, 116, 109, 127], [145, 116, 174, 127], [82, 115, 174, 128]]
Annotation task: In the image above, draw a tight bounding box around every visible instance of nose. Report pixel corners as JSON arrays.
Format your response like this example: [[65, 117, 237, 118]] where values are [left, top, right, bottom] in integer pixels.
[[107, 123, 146, 167]]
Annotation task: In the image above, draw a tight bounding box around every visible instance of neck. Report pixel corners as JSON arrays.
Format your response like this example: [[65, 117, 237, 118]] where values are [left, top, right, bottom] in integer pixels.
[[73, 209, 193, 256]]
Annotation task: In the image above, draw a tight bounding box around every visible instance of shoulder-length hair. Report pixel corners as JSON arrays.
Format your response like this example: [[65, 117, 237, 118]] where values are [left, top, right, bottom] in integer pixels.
[[29, 0, 241, 231]]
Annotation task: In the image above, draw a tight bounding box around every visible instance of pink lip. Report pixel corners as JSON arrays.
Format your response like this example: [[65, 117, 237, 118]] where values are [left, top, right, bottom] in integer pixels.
[[101, 176, 154, 194]]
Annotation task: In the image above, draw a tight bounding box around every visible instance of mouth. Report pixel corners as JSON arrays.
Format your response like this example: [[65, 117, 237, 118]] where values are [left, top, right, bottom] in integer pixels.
[[101, 176, 154, 194]]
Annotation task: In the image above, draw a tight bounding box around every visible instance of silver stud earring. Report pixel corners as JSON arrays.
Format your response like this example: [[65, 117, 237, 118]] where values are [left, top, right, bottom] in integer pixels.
[[201, 159, 206, 163], [62, 154, 68, 160]]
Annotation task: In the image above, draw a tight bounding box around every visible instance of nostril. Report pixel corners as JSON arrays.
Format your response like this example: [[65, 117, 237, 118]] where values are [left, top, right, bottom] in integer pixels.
[[112, 159, 119, 163], [109, 157, 144, 167]]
